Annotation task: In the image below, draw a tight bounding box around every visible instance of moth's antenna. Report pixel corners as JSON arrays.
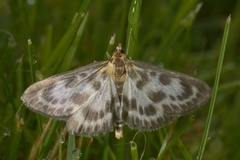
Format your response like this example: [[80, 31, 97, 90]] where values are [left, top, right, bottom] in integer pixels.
[[106, 34, 116, 59], [109, 34, 116, 45], [126, 28, 133, 56]]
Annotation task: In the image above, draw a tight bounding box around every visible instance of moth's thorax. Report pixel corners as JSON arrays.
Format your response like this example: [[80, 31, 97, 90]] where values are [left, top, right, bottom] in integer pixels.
[[107, 45, 127, 83]]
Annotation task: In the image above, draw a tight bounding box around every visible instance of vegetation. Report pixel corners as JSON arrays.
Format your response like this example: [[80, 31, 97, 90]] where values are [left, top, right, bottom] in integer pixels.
[[0, 0, 239, 159]]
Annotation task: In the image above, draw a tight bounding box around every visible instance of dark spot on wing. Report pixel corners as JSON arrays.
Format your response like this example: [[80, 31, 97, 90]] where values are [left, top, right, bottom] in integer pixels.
[[102, 121, 108, 131], [71, 92, 89, 106], [105, 100, 112, 113], [192, 98, 199, 104], [136, 80, 144, 90], [42, 84, 56, 102], [51, 98, 58, 104], [186, 101, 194, 108], [177, 95, 184, 101], [85, 126, 91, 133], [139, 106, 144, 115], [130, 98, 137, 111], [144, 104, 157, 116], [99, 110, 105, 119], [56, 108, 63, 115], [92, 81, 101, 90], [101, 70, 108, 80], [142, 119, 150, 127], [169, 95, 176, 101], [150, 71, 157, 77], [128, 69, 138, 80], [66, 107, 74, 113], [156, 116, 165, 126], [148, 90, 167, 103], [135, 117, 139, 126], [180, 81, 193, 99], [80, 72, 87, 78], [60, 98, 67, 104], [65, 76, 79, 88], [150, 119, 158, 129], [85, 109, 98, 121], [123, 96, 128, 106], [87, 73, 98, 82], [158, 73, 172, 86], [42, 104, 49, 112], [196, 93, 202, 99], [162, 104, 173, 113], [170, 104, 181, 112], [179, 104, 188, 110], [29, 96, 39, 105], [137, 70, 149, 84]]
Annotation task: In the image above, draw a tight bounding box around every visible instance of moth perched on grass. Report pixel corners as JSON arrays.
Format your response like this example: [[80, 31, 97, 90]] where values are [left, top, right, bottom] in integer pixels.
[[21, 44, 211, 139]]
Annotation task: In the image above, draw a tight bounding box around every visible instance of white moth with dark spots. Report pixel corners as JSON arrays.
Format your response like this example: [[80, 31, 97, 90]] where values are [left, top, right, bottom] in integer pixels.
[[21, 44, 211, 139]]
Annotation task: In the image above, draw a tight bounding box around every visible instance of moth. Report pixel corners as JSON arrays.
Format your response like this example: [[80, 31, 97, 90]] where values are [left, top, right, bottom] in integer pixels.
[[21, 44, 211, 139]]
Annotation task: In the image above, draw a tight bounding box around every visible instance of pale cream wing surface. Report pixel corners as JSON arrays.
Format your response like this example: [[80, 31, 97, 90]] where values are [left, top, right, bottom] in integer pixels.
[[122, 60, 211, 131], [21, 61, 119, 136], [66, 72, 119, 136]]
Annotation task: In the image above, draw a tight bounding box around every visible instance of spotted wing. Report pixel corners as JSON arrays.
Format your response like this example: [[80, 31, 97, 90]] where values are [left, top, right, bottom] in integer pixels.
[[21, 61, 119, 136], [122, 60, 211, 131]]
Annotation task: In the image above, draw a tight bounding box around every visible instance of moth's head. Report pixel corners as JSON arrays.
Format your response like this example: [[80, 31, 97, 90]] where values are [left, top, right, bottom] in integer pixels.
[[107, 44, 126, 60], [114, 44, 125, 55]]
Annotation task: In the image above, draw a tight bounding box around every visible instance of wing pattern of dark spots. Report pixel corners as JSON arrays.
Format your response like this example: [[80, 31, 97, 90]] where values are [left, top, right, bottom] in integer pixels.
[[158, 73, 172, 86], [51, 98, 58, 104], [130, 98, 137, 111], [162, 104, 173, 113], [169, 95, 176, 101], [136, 80, 144, 90], [150, 71, 157, 77], [148, 90, 167, 103], [179, 104, 188, 110], [60, 98, 67, 104], [137, 70, 149, 85], [71, 92, 89, 106], [101, 70, 108, 80], [85, 109, 98, 121], [29, 96, 39, 105], [66, 107, 74, 113], [80, 72, 87, 78], [139, 106, 144, 115], [56, 108, 64, 115], [180, 81, 193, 99], [65, 77, 79, 88], [92, 81, 101, 90], [177, 95, 184, 101], [42, 84, 56, 102], [144, 104, 157, 116]]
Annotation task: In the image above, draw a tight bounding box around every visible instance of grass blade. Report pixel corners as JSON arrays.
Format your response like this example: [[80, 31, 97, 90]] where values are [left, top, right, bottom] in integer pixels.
[[197, 15, 231, 160]]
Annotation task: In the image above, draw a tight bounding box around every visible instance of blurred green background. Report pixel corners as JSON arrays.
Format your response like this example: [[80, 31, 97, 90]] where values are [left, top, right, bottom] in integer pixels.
[[0, 0, 239, 159]]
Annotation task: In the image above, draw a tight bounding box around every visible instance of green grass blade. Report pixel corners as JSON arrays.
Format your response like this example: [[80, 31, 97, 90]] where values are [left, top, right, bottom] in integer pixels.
[[27, 40, 43, 134], [126, 0, 142, 57], [197, 15, 231, 160], [130, 141, 139, 160], [67, 133, 76, 160], [4, 113, 24, 160], [177, 139, 192, 160], [157, 116, 193, 160], [41, 0, 91, 76], [27, 39, 36, 84], [154, 3, 202, 63]]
